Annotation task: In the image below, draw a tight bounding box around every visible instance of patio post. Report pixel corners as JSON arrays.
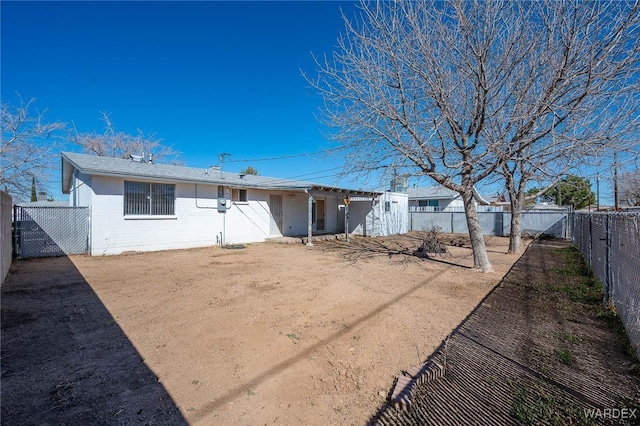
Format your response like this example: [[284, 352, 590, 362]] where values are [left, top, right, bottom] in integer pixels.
[[307, 191, 314, 246], [345, 195, 350, 242]]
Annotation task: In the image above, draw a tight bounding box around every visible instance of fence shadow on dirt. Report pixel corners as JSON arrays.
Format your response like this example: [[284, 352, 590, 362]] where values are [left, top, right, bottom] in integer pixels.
[[0, 256, 187, 425], [368, 239, 640, 425], [189, 265, 454, 423]]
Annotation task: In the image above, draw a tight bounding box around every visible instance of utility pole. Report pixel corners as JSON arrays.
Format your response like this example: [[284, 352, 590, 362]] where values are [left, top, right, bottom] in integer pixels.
[[218, 153, 232, 179], [596, 173, 600, 211]]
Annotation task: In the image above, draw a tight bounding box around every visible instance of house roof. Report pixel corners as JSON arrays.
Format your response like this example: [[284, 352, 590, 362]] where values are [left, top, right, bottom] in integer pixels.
[[61, 152, 381, 197], [406, 186, 459, 200], [405, 185, 490, 205]]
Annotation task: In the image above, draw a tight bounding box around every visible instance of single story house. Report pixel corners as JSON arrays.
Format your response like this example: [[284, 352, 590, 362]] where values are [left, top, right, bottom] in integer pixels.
[[406, 186, 496, 212], [61, 152, 408, 255]]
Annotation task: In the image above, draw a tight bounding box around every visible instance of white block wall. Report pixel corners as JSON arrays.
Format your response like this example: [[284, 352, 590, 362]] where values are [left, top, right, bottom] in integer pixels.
[[66, 173, 408, 255], [279, 193, 346, 236], [350, 192, 408, 237], [71, 176, 281, 255], [70, 171, 94, 207], [224, 189, 272, 244], [375, 192, 409, 236]]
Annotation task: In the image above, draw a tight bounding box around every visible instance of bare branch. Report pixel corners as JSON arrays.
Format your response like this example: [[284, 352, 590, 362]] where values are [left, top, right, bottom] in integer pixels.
[[70, 114, 182, 164], [1, 94, 65, 200], [308, 0, 640, 260]]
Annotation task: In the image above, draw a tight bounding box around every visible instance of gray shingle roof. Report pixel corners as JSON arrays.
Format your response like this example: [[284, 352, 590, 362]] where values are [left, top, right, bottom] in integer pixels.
[[405, 185, 490, 205], [61, 152, 381, 196], [405, 186, 459, 199]]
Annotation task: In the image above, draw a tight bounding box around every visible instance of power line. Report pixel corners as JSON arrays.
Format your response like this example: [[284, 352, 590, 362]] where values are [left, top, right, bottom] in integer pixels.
[[254, 167, 344, 186], [228, 147, 345, 163], [255, 164, 395, 188]]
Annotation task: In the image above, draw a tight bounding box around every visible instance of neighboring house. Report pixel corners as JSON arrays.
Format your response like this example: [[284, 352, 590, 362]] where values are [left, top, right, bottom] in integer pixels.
[[406, 186, 495, 212], [526, 202, 568, 211], [61, 152, 407, 255]]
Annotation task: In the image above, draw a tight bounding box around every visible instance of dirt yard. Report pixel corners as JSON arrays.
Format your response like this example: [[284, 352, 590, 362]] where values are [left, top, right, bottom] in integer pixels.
[[1, 233, 526, 425]]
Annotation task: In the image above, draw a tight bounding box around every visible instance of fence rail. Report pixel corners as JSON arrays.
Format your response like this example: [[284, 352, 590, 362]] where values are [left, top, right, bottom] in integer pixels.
[[410, 210, 568, 238], [571, 212, 640, 360], [409, 205, 504, 212]]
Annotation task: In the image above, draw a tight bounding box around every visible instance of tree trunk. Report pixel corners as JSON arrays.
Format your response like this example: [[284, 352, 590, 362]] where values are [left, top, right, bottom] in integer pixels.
[[462, 191, 494, 273], [508, 193, 524, 254], [508, 209, 522, 254]]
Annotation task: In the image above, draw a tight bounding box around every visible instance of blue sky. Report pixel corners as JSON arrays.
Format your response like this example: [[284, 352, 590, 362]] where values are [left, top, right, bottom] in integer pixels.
[[2, 1, 377, 201], [2, 1, 625, 205]]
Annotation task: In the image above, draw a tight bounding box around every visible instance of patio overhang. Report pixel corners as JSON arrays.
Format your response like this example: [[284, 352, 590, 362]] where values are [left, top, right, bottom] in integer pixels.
[[306, 185, 382, 198], [303, 187, 383, 246]]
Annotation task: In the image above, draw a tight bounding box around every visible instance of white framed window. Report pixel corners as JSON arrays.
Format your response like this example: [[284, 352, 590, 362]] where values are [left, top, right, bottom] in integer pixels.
[[124, 181, 175, 215], [232, 188, 248, 202], [384, 201, 391, 212], [418, 200, 439, 207]]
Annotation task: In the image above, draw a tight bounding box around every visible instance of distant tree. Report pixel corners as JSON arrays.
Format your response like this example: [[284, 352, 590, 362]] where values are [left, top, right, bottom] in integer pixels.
[[544, 175, 595, 210], [239, 166, 258, 176], [619, 170, 640, 206], [30, 176, 37, 202], [525, 187, 554, 205], [71, 112, 181, 163], [1, 95, 65, 200]]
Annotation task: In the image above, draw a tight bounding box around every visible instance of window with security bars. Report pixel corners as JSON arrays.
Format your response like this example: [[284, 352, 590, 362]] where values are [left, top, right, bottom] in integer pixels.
[[124, 181, 175, 215]]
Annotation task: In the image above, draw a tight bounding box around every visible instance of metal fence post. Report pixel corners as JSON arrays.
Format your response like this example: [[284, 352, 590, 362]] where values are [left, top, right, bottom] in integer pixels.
[[588, 215, 593, 269], [604, 215, 610, 305], [12, 205, 19, 258]]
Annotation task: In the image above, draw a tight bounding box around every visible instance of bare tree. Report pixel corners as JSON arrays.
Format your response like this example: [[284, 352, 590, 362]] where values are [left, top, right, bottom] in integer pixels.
[[499, 147, 573, 251], [620, 170, 640, 206], [502, 105, 639, 252], [496, 0, 640, 253], [1, 95, 65, 200], [309, 0, 640, 269], [71, 112, 181, 163]]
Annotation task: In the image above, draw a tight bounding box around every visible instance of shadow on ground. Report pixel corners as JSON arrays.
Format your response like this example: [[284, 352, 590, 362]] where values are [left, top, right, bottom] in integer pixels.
[[317, 232, 473, 269], [369, 239, 640, 425], [1, 256, 187, 425]]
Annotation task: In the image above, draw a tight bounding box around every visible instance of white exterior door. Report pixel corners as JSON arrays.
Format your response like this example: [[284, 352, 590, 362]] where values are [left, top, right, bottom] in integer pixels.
[[316, 199, 325, 231], [269, 195, 283, 235]]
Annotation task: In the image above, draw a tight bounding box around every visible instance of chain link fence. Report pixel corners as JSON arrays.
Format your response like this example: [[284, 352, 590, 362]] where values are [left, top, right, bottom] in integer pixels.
[[410, 210, 568, 238], [571, 212, 640, 360], [13, 206, 90, 258]]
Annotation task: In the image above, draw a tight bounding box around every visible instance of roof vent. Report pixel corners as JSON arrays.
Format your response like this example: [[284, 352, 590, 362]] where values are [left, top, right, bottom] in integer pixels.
[[239, 174, 246, 179], [205, 166, 221, 176], [130, 154, 144, 162]]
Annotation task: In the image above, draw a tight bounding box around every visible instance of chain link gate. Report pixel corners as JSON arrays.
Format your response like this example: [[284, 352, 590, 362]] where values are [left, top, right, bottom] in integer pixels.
[[13, 206, 90, 258]]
